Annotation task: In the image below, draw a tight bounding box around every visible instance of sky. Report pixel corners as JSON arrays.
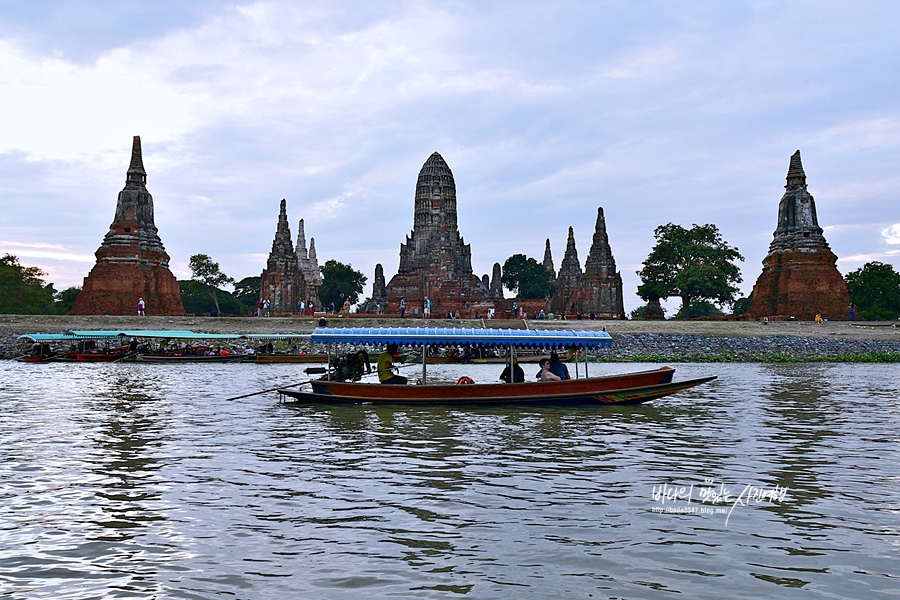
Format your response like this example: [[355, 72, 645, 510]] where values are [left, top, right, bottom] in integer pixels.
[[1, 0, 899, 313]]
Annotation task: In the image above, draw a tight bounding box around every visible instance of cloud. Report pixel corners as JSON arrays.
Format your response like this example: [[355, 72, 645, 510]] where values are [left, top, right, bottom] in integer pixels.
[[882, 224, 900, 245]]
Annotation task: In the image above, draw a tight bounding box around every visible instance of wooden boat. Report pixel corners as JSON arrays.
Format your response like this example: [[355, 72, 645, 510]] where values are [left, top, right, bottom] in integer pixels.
[[277, 327, 716, 406], [69, 352, 126, 362], [130, 353, 247, 363]]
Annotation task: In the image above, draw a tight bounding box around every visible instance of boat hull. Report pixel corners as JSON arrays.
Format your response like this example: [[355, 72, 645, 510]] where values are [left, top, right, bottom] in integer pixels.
[[276, 367, 708, 405], [130, 354, 247, 363], [279, 374, 715, 406]]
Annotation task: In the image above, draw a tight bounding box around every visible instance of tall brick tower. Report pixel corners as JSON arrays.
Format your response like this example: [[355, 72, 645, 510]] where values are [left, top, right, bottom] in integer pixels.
[[582, 207, 625, 317], [748, 151, 849, 320], [70, 136, 184, 315], [386, 152, 495, 315]]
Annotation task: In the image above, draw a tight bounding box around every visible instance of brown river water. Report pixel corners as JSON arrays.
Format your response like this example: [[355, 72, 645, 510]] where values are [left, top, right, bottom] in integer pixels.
[[1, 361, 898, 599]]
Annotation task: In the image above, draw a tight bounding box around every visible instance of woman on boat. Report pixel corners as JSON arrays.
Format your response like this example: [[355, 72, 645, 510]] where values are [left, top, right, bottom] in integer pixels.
[[538, 358, 561, 382]]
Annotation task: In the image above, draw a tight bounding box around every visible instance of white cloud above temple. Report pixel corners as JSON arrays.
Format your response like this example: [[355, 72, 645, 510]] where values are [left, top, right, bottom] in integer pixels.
[[1, 0, 899, 311]]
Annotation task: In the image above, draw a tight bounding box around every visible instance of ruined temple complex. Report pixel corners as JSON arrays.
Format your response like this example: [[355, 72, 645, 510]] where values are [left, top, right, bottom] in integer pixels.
[[259, 200, 322, 316], [545, 208, 625, 318], [748, 151, 849, 320], [384, 152, 500, 315], [70, 137, 184, 315]]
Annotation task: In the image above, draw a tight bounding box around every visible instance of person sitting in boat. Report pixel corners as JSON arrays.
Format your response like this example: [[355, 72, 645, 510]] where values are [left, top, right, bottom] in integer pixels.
[[499, 358, 525, 383], [548, 352, 571, 380], [378, 343, 408, 385], [538, 358, 561, 382]]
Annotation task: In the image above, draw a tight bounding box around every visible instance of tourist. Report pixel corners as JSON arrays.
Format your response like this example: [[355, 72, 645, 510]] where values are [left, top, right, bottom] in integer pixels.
[[423, 296, 430, 318], [549, 352, 571, 380], [137, 297, 145, 316], [400, 297, 406, 318], [538, 309, 546, 319], [499, 359, 524, 383], [849, 302, 857, 321], [538, 358, 561, 382], [377, 343, 408, 385], [299, 300, 305, 314], [263, 298, 270, 317], [256, 300, 262, 317]]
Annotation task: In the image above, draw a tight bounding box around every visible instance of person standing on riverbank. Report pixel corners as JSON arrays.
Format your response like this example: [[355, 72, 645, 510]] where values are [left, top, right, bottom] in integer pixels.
[[137, 298, 145, 316]]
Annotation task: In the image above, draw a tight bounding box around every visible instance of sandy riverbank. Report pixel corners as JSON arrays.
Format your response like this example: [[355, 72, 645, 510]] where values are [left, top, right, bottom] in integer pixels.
[[3, 314, 898, 361]]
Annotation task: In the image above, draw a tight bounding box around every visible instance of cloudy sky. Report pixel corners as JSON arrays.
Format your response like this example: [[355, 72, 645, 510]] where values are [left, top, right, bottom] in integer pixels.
[[2, 1, 898, 312]]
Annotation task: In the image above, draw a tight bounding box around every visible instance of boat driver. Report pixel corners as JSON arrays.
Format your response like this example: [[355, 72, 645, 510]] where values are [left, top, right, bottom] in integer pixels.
[[378, 343, 408, 385]]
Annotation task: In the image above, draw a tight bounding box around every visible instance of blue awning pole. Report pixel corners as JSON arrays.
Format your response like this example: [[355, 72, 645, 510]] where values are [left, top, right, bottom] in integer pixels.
[[584, 346, 589, 378], [574, 347, 579, 379], [422, 343, 427, 385]]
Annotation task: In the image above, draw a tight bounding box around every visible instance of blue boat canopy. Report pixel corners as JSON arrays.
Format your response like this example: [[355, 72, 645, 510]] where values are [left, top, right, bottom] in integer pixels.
[[17, 330, 312, 343], [310, 327, 612, 349]]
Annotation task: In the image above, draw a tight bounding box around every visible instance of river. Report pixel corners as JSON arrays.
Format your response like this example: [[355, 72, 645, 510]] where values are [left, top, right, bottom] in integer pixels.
[[1, 361, 898, 599]]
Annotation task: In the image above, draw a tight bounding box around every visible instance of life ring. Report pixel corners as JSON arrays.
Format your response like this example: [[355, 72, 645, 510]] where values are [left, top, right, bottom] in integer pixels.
[[456, 376, 474, 385]]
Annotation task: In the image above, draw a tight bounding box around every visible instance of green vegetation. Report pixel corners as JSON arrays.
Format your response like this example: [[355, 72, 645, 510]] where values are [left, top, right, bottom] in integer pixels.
[[637, 223, 744, 319], [179, 280, 247, 316], [673, 300, 724, 320], [845, 262, 900, 321], [501, 254, 556, 299], [629, 304, 667, 320], [318, 260, 366, 309], [232, 276, 260, 313], [53, 286, 82, 314], [0, 254, 56, 314], [731, 293, 752, 315], [189, 254, 234, 316]]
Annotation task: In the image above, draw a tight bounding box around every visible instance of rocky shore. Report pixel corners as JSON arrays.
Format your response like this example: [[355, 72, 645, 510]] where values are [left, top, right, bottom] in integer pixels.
[[2, 315, 899, 361]]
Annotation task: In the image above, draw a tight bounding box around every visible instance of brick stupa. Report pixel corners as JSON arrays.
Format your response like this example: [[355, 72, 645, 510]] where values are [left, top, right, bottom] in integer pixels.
[[70, 136, 184, 315], [385, 152, 498, 315], [747, 151, 849, 320]]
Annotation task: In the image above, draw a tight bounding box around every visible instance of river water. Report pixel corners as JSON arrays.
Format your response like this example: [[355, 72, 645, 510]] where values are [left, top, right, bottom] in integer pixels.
[[1, 361, 898, 599]]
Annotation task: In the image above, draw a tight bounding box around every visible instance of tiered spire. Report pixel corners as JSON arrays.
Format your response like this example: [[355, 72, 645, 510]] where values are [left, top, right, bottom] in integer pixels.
[[126, 135, 147, 185], [542, 238, 556, 280]]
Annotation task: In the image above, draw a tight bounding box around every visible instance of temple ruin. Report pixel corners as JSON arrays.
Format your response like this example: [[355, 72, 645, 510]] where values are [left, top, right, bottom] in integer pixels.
[[70, 136, 184, 315], [385, 153, 500, 316], [548, 208, 625, 317], [748, 150, 850, 320], [259, 200, 321, 315]]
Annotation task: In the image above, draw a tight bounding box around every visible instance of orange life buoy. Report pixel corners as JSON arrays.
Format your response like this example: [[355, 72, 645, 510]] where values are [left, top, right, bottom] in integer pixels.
[[456, 376, 474, 385]]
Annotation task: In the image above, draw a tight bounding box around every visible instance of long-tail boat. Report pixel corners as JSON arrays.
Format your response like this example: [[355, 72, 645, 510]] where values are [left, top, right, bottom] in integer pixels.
[[278, 327, 716, 406]]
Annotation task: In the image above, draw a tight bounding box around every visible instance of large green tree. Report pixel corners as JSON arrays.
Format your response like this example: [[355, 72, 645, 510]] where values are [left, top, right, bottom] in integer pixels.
[[0, 254, 56, 314], [188, 254, 234, 316], [501, 254, 556, 299], [179, 280, 246, 316], [845, 261, 900, 321], [53, 286, 82, 315], [637, 223, 744, 320], [318, 260, 367, 309], [232, 276, 261, 312]]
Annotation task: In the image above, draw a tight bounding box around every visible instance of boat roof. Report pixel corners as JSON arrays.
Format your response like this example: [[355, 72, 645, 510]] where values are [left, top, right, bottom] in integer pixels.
[[17, 330, 311, 342], [310, 327, 612, 349]]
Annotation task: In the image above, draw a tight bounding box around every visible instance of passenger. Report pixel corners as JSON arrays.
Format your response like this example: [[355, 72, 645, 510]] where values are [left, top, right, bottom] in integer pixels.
[[548, 352, 571, 380], [377, 343, 408, 385], [499, 359, 525, 383], [538, 358, 561, 381]]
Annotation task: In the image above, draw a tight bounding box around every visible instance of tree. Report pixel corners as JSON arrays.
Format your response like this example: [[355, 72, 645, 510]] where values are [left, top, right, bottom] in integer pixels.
[[318, 260, 367, 309], [232, 276, 261, 313], [0, 254, 56, 314], [188, 254, 234, 316], [637, 223, 744, 320], [501, 254, 556, 299], [673, 300, 725, 320], [845, 262, 900, 321], [179, 281, 246, 316], [54, 287, 82, 315], [732, 292, 753, 316]]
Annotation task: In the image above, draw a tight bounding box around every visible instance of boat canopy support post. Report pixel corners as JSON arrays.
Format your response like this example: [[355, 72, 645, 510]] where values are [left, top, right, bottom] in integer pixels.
[[422, 343, 427, 385]]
